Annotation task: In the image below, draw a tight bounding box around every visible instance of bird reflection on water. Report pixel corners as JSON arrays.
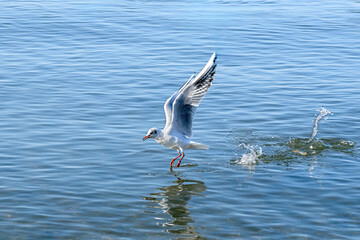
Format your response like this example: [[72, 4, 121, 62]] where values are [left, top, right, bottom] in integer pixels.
[[143, 173, 206, 238]]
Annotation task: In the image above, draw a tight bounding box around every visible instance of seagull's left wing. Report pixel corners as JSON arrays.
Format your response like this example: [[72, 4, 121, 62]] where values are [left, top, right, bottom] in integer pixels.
[[168, 52, 217, 137]]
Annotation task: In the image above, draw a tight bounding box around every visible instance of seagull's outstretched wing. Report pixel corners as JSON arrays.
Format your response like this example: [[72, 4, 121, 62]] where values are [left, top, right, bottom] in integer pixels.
[[163, 73, 195, 132], [163, 52, 217, 137]]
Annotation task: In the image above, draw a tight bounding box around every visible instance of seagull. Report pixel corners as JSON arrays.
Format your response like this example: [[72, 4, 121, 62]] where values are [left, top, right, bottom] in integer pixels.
[[143, 53, 217, 170]]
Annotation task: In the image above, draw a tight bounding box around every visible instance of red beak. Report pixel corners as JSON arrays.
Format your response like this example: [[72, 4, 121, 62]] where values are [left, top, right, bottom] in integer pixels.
[[143, 135, 150, 141]]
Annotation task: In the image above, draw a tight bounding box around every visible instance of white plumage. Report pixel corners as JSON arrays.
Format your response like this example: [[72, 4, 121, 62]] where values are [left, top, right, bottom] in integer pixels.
[[143, 53, 217, 169]]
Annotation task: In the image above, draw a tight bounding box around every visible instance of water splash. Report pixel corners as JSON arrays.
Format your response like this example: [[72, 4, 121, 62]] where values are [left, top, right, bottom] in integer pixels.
[[235, 144, 262, 165], [310, 107, 332, 141], [230, 107, 354, 168]]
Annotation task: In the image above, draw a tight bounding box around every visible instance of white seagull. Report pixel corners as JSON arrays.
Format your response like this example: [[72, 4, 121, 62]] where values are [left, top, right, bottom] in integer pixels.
[[143, 53, 217, 169]]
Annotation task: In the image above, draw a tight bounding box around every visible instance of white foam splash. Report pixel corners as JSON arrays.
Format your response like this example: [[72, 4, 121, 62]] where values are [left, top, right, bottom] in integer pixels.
[[310, 107, 332, 141], [236, 144, 262, 165], [340, 140, 355, 147]]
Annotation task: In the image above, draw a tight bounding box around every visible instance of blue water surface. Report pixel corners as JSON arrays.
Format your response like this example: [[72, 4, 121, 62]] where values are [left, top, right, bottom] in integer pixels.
[[0, 0, 360, 239]]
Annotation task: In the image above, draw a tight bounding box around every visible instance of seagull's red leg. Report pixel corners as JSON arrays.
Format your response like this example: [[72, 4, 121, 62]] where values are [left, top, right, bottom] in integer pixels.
[[176, 152, 185, 168], [170, 151, 181, 168]]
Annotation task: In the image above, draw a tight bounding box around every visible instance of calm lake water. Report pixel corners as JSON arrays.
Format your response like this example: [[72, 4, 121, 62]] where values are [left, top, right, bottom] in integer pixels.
[[1, 0, 360, 239]]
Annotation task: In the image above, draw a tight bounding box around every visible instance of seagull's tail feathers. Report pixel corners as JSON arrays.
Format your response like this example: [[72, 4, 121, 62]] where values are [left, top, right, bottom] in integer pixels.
[[190, 142, 209, 150]]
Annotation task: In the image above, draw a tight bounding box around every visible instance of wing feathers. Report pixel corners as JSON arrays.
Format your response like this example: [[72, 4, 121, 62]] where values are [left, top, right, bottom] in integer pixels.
[[163, 53, 217, 137], [163, 73, 195, 130]]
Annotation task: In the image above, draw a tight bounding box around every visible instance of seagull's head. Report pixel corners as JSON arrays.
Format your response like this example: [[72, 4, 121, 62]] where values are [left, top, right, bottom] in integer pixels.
[[143, 128, 159, 141]]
